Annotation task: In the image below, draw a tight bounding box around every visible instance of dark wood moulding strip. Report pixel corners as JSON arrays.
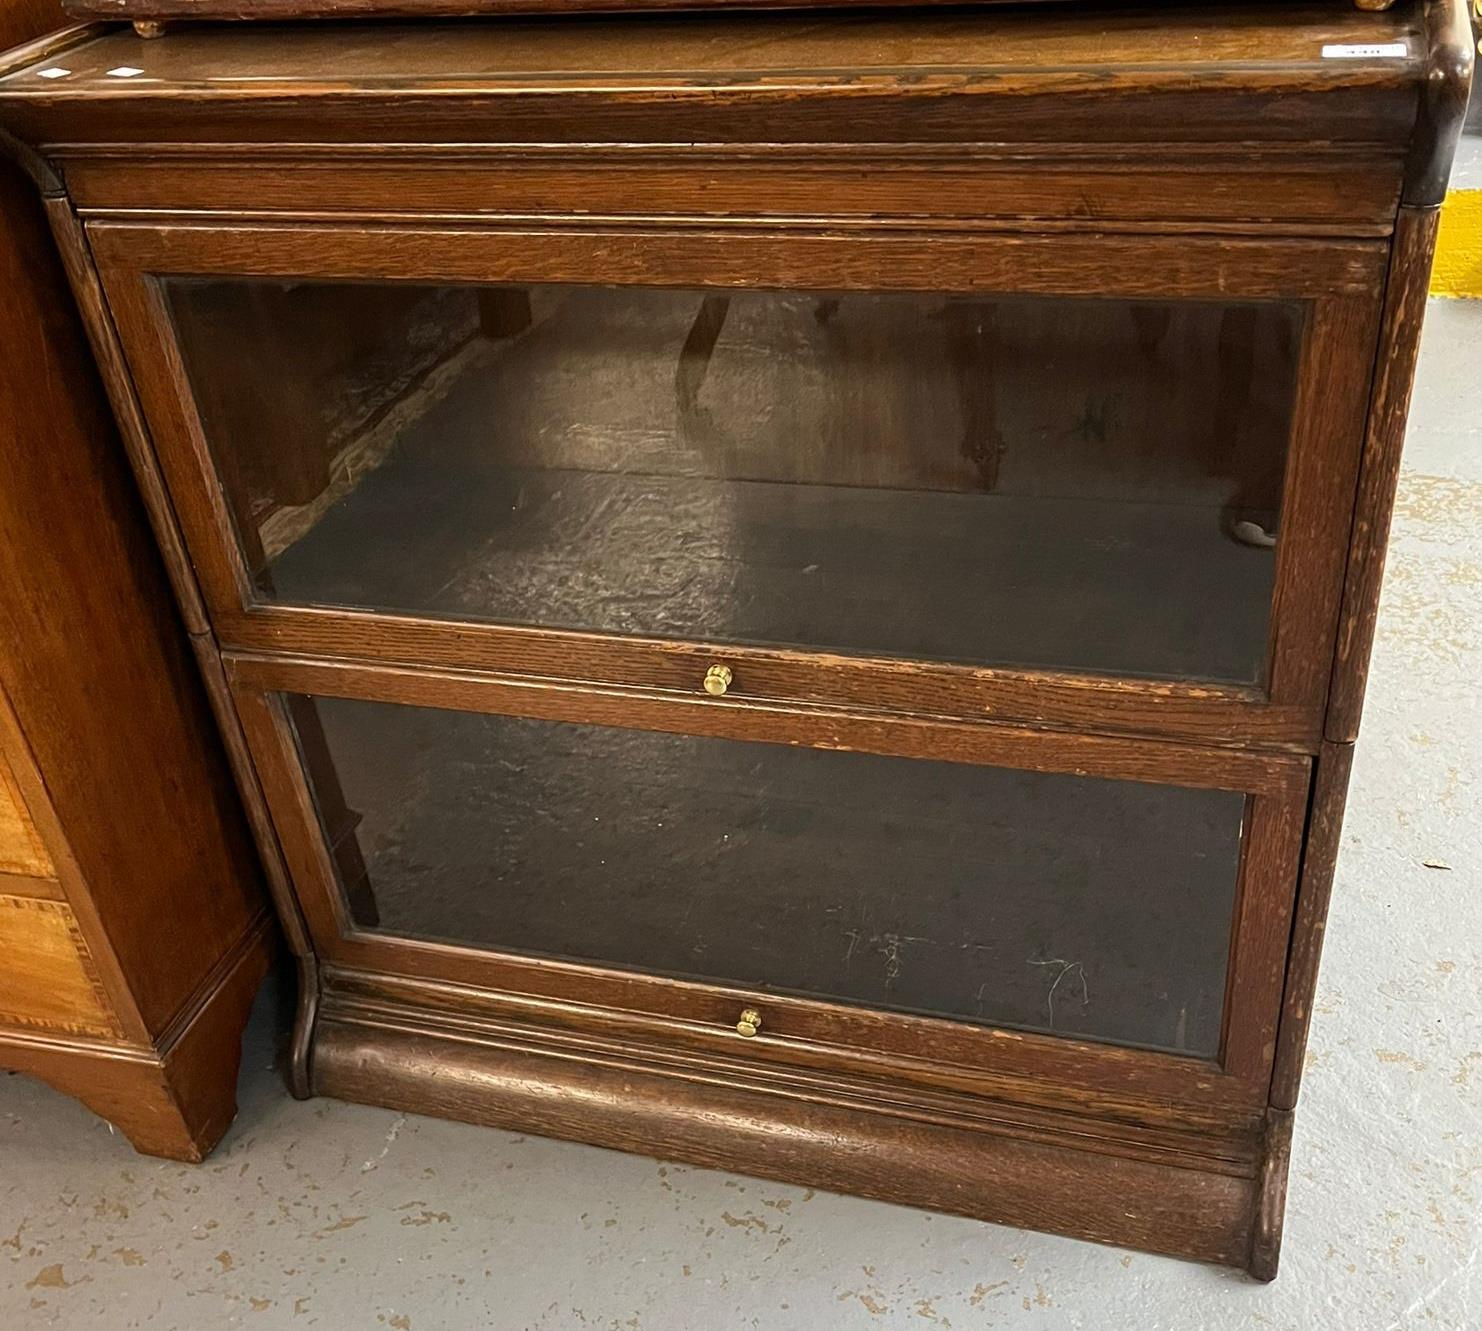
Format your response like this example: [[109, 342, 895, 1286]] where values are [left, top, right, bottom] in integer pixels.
[[55, 147, 1405, 235], [87, 221, 1390, 299], [1326, 206, 1442, 741], [218, 603, 1316, 754], [1270, 740, 1356, 1110], [225, 650, 1310, 798], [318, 963, 1263, 1173]]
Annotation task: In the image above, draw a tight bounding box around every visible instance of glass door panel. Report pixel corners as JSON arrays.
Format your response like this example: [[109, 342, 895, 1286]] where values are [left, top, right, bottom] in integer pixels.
[[285, 691, 1247, 1058], [167, 280, 1300, 685]]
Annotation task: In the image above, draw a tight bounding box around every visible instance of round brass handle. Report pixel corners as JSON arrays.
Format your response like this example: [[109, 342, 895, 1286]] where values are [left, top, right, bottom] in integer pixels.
[[735, 1007, 762, 1038], [703, 664, 733, 697]]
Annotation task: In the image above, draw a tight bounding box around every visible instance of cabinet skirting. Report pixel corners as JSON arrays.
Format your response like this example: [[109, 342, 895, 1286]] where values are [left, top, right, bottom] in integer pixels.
[[313, 964, 1268, 1271]]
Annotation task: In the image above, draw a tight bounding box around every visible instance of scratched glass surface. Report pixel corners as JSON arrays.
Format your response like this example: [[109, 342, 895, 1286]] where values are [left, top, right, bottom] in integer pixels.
[[290, 693, 1245, 1057], [167, 281, 1300, 684]]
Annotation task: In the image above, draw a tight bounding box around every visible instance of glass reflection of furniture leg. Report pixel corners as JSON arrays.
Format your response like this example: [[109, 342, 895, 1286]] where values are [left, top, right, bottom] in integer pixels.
[[1215, 306, 1286, 548], [1130, 303, 1173, 360], [283, 695, 377, 927], [477, 288, 533, 341], [675, 293, 732, 420], [942, 300, 1005, 491], [675, 294, 846, 426]]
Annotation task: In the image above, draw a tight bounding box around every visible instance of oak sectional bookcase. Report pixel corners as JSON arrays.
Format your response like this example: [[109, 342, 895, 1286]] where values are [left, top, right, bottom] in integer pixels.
[[0, 0, 1469, 1275]]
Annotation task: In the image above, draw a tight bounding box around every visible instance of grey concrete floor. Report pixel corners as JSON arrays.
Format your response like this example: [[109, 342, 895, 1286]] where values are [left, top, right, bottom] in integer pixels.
[[3, 299, 1480, 1331]]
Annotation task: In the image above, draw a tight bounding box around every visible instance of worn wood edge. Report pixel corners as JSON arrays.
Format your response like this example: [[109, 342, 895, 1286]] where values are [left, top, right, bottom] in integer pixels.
[[85, 219, 1391, 299], [1404, 0, 1475, 205], [1256, 742, 1355, 1276], [221, 604, 1323, 755], [0, 868, 65, 900], [1249, 1105, 1295, 1280], [319, 962, 1264, 1149], [56, 141, 1409, 165], [1270, 742, 1355, 1109], [288, 950, 319, 1099], [52, 142, 1407, 237], [0, 24, 102, 194], [43, 195, 209, 632], [72, 206, 1403, 243], [1262, 293, 1385, 717], [39, 194, 320, 1096], [38, 0, 1404, 19], [0, 57, 1424, 103], [53, 146, 1404, 238], [0, 1023, 159, 1062], [0, 20, 97, 78], [188, 637, 318, 1097], [226, 650, 1310, 798], [152, 907, 274, 1051], [312, 1006, 1258, 1270], [154, 911, 275, 1153], [1326, 207, 1440, 741]]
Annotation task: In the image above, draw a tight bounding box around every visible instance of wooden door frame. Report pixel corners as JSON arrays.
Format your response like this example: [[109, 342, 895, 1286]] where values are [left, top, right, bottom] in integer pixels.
[[227, 650, 1309, 1123], [89, 219, 1385, 751]]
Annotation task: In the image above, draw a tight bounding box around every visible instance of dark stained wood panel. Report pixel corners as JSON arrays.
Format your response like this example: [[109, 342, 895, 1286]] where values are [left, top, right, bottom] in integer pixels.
[[58, 151, 1406, 235], [0, 9, 1424, 152], [4, 9, 1428, 87]]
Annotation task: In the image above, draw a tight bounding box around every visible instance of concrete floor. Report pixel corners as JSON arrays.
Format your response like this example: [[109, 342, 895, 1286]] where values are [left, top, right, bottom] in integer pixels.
[[3, 298, 1480, 1331]]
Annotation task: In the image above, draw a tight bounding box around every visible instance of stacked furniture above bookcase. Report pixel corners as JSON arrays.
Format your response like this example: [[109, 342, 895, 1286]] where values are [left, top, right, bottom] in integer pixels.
[[0, 0, 1469, 1272]]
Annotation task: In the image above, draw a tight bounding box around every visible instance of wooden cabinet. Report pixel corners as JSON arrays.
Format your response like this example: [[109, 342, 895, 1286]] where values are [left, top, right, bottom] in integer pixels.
[[0, 0, 272, 1161], [0, 0, 1468, 1272]]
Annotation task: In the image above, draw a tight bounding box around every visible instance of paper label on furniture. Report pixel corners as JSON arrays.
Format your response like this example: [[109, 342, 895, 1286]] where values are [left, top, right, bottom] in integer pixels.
[[1321, 43, 1408, 59]]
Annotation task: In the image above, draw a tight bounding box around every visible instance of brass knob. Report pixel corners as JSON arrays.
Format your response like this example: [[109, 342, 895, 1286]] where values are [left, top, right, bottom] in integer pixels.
[[735, 1007, 762, 1038], [703, 664, 733, 697]]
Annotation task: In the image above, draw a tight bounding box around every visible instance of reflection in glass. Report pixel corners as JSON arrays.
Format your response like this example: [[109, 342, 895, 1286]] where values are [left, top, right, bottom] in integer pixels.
[[290, 693, 1245, 1057], [169, 281, 1299, 684]]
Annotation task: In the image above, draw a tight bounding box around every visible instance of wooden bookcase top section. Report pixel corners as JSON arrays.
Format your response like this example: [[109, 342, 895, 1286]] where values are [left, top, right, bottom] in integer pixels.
[[0, 6, 1429, 152]]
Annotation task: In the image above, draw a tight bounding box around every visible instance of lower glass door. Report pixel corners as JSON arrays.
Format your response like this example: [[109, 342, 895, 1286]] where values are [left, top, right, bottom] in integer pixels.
[[278, 691, 1257, 1059]]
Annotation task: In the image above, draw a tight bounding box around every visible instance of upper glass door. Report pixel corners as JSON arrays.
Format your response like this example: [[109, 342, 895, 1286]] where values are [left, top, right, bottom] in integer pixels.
[[165, 278, 1299, 687], [91, 221, 1383, 744]]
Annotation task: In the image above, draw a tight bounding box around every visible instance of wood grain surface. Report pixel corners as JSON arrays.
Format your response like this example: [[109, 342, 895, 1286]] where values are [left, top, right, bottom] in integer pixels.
[[0, 0, 1463, 1268], [0, 0, 272, 1158]]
